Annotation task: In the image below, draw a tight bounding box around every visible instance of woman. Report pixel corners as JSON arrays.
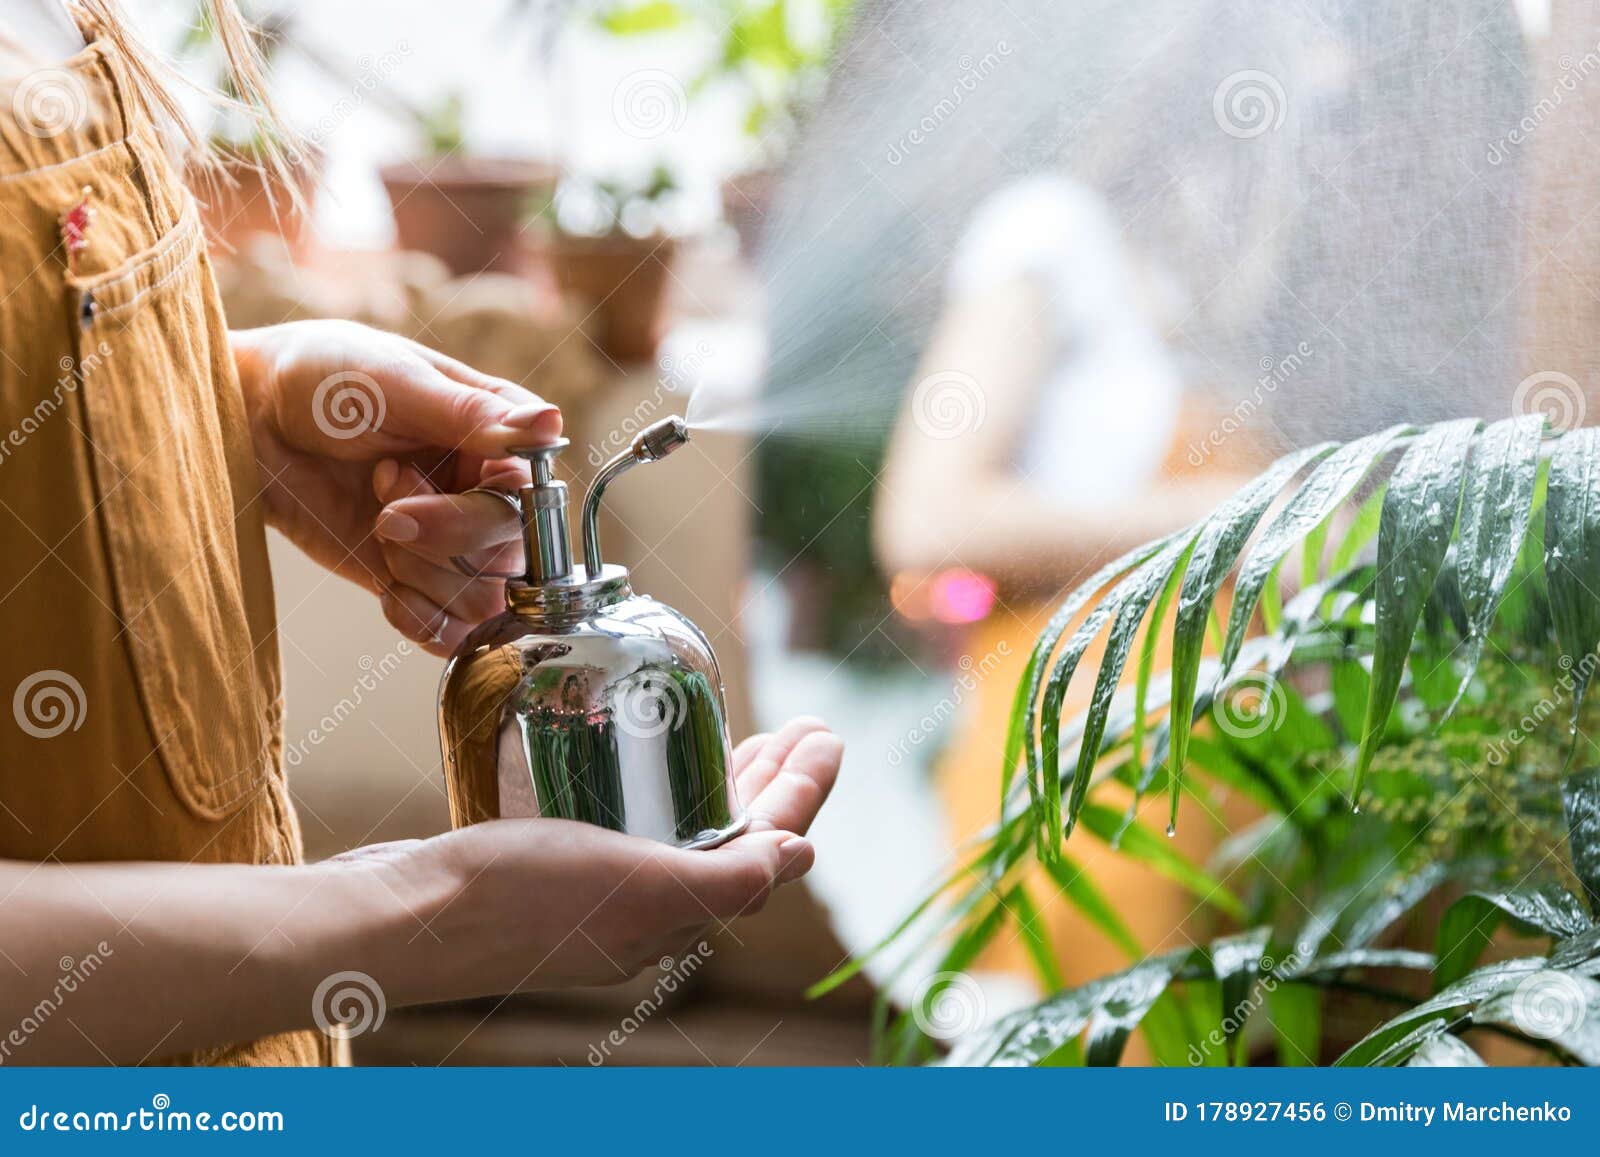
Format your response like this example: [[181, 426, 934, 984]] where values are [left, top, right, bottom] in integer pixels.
[[0, 1, 840, 1065]]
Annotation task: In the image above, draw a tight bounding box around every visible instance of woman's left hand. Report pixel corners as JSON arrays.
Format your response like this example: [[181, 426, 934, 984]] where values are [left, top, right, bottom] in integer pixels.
[[233, 320, 562, 656]]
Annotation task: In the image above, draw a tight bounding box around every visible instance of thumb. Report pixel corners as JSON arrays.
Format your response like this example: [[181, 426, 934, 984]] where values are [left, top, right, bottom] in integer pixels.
[[379, 356, 562, 457], [655, 830, 814, 920]]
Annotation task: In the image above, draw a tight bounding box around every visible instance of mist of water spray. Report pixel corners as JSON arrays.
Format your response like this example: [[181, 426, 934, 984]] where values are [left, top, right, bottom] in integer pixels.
[[683, 0, 1574, 454]]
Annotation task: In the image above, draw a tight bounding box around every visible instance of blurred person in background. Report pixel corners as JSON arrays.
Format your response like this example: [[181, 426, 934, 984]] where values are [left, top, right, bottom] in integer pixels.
[[0, 0, 840, 1065], [874, 173, 1260, 1001]]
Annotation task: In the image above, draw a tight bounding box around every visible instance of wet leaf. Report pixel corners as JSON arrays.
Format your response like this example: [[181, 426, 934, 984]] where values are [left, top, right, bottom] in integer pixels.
[[1405, 1033, 1485, 1066], [1016, 533, 1185, 857], [1220, 425, 1411, 676], [1445, 415, 1544, 716], [1545, 427, 1600, 736], [1564, 767, 1600, 915], [1354, 419, 1479, 803], [1080, 802, 1245, 919], [1167, 445, 1333, 830], [1435, 883, 1592, 990]]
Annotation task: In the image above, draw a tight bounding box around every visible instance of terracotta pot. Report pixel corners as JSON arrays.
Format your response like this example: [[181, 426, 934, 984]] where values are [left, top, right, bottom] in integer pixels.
[[721, 168, 778, 254], [526, 231, 677, 364], [198, 149, 321, 260], [381, 157, 559, 276]]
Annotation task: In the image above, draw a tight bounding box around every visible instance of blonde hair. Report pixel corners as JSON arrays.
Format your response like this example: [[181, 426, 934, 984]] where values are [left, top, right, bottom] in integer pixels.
[[74, 0, 308, 213]]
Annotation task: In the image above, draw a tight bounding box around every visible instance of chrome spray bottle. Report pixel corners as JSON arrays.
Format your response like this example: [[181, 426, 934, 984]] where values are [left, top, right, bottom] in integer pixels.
[[437, 417, 744, 848]]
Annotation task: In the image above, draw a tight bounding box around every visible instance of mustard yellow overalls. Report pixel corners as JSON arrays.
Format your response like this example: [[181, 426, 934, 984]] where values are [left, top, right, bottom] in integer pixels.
[[0, 33, 336, 1065]]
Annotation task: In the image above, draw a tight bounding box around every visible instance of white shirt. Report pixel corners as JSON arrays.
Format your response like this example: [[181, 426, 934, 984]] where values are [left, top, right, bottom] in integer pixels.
[[946, 175, 1182, 506]]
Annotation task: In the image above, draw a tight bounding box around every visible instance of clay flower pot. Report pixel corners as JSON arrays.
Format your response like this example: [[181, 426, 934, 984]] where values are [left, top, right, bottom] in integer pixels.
[[381, 156, 559, 276], [199, 147, 321, 260], [525, 231, 678, 364]]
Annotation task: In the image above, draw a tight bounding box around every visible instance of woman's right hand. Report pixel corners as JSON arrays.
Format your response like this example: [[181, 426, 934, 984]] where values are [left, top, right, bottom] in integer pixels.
[[377, 719, 843, 1000]]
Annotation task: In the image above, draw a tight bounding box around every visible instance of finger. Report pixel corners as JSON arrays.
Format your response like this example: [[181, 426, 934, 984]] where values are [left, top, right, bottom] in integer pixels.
[[389, 552, 502, 623], [374, 351, 562, 458], [734, 716, 832, 803], [732, 733, 771, 776], [651, 829, 813, 920], [379, 586, 468, 658], [741, 729, 843, 838], [384, 543, 505, 625], [376, 488, 525, 563]]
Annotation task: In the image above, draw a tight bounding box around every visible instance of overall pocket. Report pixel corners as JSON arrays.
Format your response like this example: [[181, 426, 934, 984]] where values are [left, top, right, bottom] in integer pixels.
[[67, 201, 278, 820]]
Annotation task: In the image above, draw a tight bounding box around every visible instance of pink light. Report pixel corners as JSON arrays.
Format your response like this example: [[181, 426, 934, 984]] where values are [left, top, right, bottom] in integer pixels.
[[929, 569, 997, 625]]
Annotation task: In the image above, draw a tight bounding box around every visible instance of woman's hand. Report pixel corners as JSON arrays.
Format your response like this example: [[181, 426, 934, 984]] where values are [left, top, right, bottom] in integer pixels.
[[233, 320, 559, 655], [384, 719, 844, 998]]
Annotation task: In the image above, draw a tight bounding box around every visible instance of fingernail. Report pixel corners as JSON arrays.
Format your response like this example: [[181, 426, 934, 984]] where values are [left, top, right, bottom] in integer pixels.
[[372, 458, 399, 498], [503, 403, 559, 430], [776, 836, 812, 883], [375, 509, 419, 543]]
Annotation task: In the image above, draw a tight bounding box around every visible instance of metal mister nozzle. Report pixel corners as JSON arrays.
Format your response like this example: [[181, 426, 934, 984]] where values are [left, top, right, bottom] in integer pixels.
[[514, 437, 573, 584], [582, 416, 691, 574]]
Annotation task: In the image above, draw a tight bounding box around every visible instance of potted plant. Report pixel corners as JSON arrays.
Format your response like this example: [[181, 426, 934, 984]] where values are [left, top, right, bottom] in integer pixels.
[[176, 4, 322, 256], [380, 92, 562, 276], [585, 0, 857, 251], [824, 415, 1600, 1067], [522, 164, 682, 363]]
